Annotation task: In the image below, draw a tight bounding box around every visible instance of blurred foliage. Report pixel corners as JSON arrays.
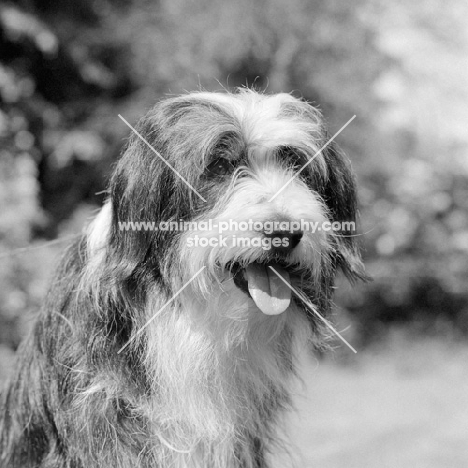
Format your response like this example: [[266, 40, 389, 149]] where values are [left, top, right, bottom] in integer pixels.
[[0, 0, 467, 357]]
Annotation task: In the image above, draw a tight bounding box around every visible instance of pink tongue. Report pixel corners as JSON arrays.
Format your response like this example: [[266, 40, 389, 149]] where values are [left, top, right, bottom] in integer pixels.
[[245, 263, 291, 315]]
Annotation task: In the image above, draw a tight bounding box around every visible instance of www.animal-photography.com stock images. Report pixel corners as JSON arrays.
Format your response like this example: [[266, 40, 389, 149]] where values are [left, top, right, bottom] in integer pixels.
[[0, 1, 467, 467]]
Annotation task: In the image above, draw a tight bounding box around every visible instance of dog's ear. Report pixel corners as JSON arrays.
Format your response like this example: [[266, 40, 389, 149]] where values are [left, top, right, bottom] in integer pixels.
[[321, 141, 367, 282], [111, 103, 197, 227], [109, 100, 207, 259]]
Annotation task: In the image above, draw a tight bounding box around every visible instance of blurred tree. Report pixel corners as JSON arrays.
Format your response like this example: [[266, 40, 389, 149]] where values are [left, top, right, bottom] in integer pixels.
[[337, 0, 468, 341]]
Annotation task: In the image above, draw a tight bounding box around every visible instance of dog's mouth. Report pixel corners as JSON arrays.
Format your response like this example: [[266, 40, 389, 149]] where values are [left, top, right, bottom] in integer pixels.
[[230, 261, 293, 315]]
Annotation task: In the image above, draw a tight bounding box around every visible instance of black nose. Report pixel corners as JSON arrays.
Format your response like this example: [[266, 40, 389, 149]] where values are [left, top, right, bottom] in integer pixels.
[[264, 229, 303, 254]]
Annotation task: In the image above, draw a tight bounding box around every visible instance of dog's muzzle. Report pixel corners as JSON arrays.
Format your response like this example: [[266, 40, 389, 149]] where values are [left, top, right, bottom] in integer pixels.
[[230, 228, 304, 315]]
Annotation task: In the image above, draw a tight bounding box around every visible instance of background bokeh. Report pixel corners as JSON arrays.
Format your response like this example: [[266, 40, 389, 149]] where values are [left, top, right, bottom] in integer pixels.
[[1, 0, 467, 466]]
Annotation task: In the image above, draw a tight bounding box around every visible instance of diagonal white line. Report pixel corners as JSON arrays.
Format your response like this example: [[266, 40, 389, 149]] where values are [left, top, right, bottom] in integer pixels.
[[268, 266, 357, 353], [268, 115, 356, 202], [118, 115, 207, 202], [117, 266, 206, 354]]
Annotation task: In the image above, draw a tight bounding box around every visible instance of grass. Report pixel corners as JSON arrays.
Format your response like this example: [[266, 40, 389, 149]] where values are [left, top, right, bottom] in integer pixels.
[[281, 332, 468, 467]]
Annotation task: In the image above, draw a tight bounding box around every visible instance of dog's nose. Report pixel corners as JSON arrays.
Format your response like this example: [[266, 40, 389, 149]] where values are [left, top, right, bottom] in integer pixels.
[[264, 229, 303, 254]]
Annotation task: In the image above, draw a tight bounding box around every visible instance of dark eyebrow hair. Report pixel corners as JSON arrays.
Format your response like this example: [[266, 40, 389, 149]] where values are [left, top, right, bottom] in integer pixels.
[[208, 132, 245, 159]]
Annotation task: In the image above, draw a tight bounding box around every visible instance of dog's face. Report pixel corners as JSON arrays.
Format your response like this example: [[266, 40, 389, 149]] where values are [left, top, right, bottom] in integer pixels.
[[90, 90, 363, 343]]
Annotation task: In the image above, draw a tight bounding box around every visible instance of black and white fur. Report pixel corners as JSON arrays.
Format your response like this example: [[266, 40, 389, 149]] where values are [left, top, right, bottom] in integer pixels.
[[0, 90, 365, 468]]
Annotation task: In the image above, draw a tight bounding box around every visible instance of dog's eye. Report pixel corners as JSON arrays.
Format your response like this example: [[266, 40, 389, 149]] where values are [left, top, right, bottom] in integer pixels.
[[279, 147, 304, 171], [206, 158, 234, 176], [289, 153, 303, 171]]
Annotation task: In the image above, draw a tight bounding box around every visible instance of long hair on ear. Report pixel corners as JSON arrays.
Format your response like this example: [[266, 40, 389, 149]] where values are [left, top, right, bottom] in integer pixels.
[[319, 139, 367, 283]]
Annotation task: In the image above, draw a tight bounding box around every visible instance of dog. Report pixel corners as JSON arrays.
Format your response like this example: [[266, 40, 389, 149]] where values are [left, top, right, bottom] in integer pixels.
[[0, 89, 365, 468]]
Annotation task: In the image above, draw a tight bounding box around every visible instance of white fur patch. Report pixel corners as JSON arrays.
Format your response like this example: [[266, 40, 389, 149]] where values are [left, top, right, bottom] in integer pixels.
[[84, 201, 112, 282], [87, 201, 111, 255]]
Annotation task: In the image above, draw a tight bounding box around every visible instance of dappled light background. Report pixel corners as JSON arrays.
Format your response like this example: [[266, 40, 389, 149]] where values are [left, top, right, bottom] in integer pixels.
[[1, 0, 467, 466]]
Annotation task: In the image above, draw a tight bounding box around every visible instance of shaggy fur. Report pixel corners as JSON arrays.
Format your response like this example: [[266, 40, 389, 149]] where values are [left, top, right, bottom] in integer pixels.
[[0, 89, 365, 468]]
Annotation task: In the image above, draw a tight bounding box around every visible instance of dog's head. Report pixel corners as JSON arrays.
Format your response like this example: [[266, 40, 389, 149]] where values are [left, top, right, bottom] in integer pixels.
[[89, 90, 364, 338]]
